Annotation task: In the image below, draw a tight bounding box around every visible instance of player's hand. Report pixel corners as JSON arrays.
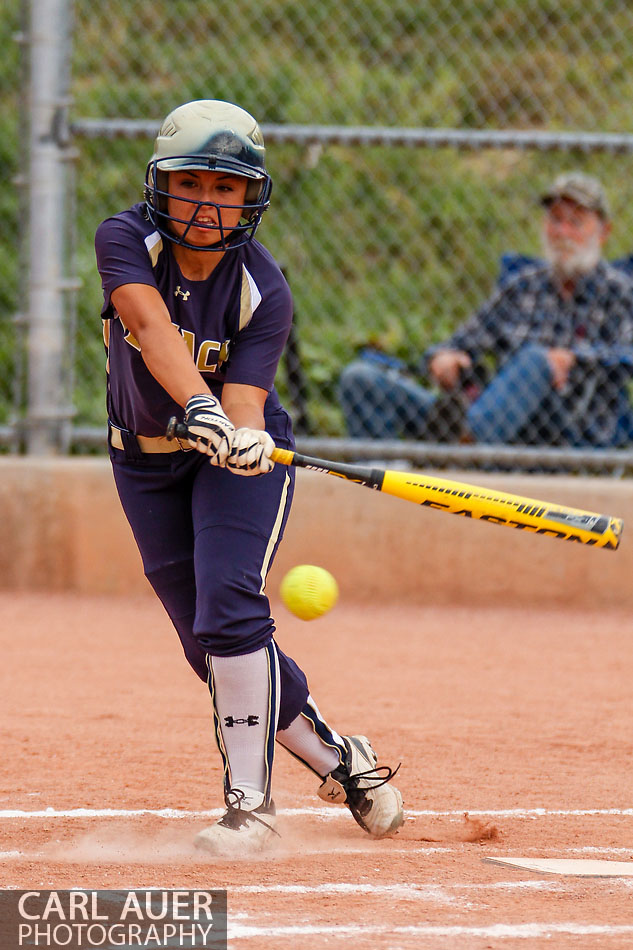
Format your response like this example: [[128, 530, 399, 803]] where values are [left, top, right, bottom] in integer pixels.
[[184, 393, 235, 466], [226, 428, 276, 476], [429, 349, 472, 389]]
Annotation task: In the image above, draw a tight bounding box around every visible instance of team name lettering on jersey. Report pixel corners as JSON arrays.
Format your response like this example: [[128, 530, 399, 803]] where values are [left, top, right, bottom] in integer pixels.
[[175, 325, 231, 372], [117, 312, 230, 372]]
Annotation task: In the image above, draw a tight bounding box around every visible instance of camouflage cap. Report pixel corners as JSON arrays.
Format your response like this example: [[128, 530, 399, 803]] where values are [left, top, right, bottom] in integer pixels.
[[541, 172, 610, 219]]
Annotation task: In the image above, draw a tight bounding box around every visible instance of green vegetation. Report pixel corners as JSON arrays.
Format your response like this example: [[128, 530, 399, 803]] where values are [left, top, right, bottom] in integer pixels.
[[5, 0, 633, 436], [0, 2, 24, 425]]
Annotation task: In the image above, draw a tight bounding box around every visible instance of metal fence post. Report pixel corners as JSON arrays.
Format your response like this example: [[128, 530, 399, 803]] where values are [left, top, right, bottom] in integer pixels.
[[26, 0, 73, 454]]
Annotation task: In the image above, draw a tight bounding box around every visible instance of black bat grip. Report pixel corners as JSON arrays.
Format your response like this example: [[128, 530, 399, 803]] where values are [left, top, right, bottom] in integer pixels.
[[166, 416, 189, 441]]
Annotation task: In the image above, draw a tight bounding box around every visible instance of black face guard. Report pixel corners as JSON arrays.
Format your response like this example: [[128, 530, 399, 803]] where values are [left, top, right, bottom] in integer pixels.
[[144, 160, 272, 251]]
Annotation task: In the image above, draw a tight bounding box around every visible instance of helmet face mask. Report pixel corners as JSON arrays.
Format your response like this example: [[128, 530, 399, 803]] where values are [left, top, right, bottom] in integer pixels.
[[144, 100, 272, 251]]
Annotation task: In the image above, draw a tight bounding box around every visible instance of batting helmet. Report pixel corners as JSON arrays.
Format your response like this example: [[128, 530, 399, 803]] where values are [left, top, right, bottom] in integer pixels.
[[144, 99, 272, 250]]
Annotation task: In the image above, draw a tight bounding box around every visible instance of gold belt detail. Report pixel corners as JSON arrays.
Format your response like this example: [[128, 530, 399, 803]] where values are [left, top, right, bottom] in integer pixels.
[[109, 425, 188, 454]]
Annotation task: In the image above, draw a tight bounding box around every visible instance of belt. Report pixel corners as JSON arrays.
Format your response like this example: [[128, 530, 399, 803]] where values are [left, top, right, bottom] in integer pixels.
[[109, 424, 188, 454]]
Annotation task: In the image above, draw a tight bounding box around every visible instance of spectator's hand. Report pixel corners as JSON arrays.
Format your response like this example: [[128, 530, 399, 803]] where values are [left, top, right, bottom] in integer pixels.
[[429, 350, 472, 390], [546, 348, 576, 391]]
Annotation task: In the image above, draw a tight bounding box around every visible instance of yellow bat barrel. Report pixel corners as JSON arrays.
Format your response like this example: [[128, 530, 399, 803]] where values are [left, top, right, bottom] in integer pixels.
[[380, 470, 623, 550]]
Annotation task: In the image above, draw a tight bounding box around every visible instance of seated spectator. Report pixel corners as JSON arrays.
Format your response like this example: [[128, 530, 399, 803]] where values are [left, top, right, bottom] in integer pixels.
[[339, 172, 633, 447]]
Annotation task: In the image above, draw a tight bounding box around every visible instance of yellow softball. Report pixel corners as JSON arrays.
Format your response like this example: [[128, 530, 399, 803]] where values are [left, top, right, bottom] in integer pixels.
[[280, 565, 339, 621]]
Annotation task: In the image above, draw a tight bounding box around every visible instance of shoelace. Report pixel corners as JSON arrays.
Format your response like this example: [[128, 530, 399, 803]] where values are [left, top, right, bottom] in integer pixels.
[[223, 788, 281, 838], [346, 762, 401, 791]]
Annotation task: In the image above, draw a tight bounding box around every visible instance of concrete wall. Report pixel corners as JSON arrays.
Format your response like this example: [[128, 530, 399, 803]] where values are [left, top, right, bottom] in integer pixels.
[[0, 458, 629, 608]]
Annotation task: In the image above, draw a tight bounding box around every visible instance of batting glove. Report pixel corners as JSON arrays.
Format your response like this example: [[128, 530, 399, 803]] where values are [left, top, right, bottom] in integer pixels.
[[184, 393, 235, 467], [226, 428, 276, 476]]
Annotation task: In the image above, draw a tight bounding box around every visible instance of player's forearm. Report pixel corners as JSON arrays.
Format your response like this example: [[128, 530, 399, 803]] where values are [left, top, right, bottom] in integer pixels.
[[136, 320, 209, 407], [221, 384, 268, 430], [224, 404, 266, 429], [111, 283, 211, 408]]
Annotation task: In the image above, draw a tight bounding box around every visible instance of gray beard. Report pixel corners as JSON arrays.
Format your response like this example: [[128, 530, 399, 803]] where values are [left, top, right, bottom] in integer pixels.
[[542, 234, 602, 280]]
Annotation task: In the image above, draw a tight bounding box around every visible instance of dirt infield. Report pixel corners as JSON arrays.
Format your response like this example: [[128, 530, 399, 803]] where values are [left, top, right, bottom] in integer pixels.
[[2, 591, 632, 949]]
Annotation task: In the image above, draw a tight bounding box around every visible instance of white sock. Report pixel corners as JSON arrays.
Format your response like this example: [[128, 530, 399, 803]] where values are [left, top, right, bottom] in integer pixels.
[[277, 695, 345, 778], [209, 644, 280, 809]]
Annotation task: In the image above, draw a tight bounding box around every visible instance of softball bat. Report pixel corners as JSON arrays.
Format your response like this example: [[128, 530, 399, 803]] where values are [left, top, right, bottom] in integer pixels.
[[165, 418, 623, 550]]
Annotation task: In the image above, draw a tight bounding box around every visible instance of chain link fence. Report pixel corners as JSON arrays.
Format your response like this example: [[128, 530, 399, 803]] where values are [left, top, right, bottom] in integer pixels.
[[7, 0, 633, 470]]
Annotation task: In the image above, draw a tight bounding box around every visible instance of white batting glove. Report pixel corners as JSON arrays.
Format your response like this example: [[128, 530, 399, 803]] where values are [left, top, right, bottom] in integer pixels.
[[226, 428, 276, 476], [184, 393, 235, 467]]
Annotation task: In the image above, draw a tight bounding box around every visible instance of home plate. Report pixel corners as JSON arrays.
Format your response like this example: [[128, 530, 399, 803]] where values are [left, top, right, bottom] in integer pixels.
[[484, 857, 633, 878]]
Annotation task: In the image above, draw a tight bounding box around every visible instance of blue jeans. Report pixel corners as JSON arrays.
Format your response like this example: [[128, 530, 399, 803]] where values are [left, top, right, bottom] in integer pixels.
[[466, 343, 558, 443], [338, 352, 436, 438], [339, 344, 574, 444]]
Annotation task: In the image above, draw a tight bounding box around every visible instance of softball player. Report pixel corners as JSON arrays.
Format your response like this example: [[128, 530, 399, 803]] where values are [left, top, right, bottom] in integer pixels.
[[95, 99, 403, 854]]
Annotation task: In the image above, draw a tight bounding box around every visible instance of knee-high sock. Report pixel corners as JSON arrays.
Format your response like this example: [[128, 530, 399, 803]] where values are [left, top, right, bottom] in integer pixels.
[[276, 695, 346, 778], [208, 642, 279, 808]]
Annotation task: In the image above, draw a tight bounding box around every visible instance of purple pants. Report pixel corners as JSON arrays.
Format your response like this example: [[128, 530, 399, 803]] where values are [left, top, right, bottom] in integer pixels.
[[109, 415, 309, 730]]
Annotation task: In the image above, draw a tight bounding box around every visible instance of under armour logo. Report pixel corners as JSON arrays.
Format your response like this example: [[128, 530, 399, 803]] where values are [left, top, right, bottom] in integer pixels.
[[224, 715, 260, 727], [174, 285, 190, 300], [327, 788, 339, 800]]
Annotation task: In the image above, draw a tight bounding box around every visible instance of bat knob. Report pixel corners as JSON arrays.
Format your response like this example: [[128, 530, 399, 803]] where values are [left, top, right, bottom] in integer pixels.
[[166, 416, 179, 441]]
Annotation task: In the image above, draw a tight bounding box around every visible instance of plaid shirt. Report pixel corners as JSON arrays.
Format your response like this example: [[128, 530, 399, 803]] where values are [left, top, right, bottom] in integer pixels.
[[432, 260, 633, 446]]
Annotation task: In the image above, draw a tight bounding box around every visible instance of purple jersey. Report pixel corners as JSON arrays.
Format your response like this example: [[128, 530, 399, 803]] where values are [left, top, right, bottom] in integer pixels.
[[95, 202, 293, 436]]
